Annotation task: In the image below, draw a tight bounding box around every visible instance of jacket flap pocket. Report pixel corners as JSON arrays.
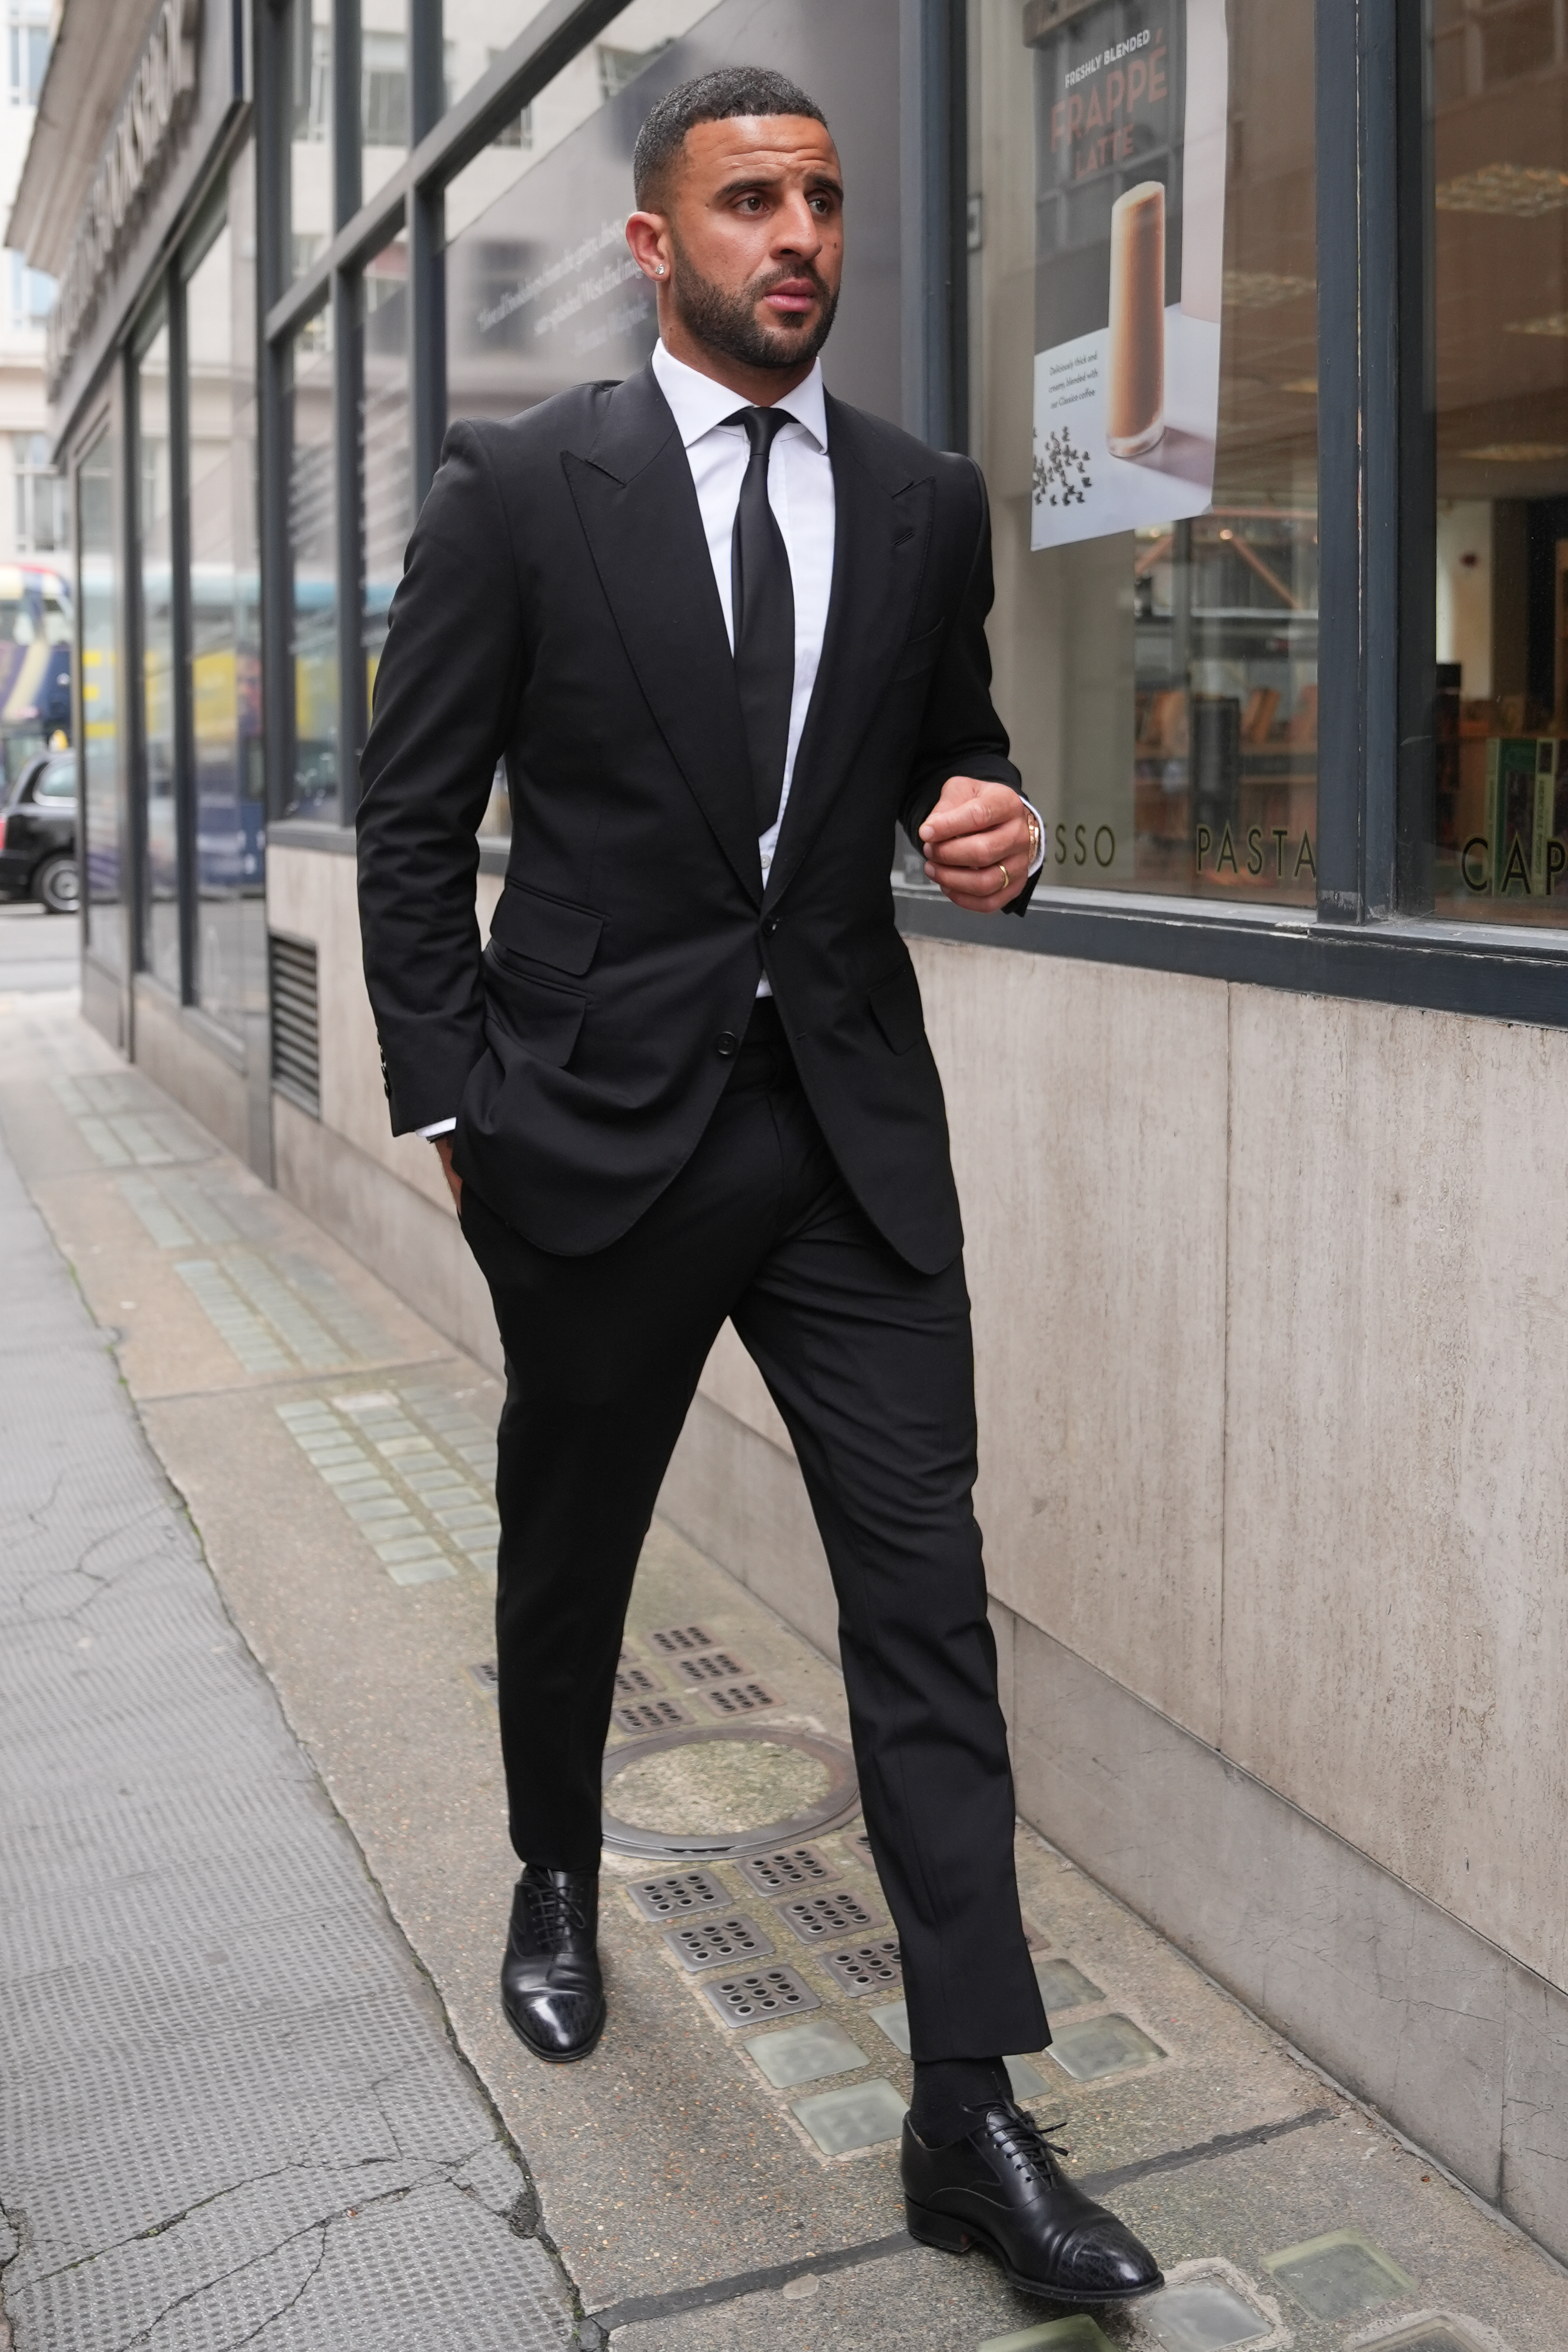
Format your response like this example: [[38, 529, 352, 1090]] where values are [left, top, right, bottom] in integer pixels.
[[868, 960, 924, 1055], [484, 960, 587, 1068], [490, 881, 604, 975]]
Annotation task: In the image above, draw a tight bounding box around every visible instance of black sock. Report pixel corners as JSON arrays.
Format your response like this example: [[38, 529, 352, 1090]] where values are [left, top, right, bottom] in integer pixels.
[[909, 2056, 1013, 2146]]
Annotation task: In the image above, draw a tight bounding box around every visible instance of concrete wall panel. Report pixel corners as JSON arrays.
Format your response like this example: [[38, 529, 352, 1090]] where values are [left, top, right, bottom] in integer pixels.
[[910, 937, 1229, 1745], [1223, 990, 1568, 1993]]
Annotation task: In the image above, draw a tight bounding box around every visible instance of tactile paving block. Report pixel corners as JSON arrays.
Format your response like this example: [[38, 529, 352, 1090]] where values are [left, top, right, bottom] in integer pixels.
[[1263, 2230, 1416, 2321], [791, 2078, 908, 2155], [626, 1869, 729, 1920], [821, 1939, 902, 1995], [1034, 1956, 1104, 2011], [662, 1915, 773, 1971], [743, 2018, 868, 2089], [1047, 2013, 1165, 2082], [737, 1845, 836, 1896], [704, 1966, 821, 2025], [779, 1890, 879, 1945]]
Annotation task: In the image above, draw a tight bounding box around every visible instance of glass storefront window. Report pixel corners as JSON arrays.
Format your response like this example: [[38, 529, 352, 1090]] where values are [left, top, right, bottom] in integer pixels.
[[135, 315, 180, 992], [286, 0, 333, 282], [444, 0, 714, 410], [439, 1, 551, 122], [1429, 0, 1568, 923], [967, 0, 1318, 905], [359, 232, 409, 721], [362, 0, 407, 202], [286, 306, 339, 819], [78, 427, 121, 974], [186, 190, 266, 1032]]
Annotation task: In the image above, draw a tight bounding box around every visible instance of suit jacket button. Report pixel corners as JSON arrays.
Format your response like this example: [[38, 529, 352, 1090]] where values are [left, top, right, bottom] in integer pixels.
[[761, 916, 779, 936], [715, 1031, 740, 1058]]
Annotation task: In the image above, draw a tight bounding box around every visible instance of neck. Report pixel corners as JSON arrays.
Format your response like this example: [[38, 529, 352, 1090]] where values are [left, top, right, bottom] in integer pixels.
[[657, 308, 817, 408]]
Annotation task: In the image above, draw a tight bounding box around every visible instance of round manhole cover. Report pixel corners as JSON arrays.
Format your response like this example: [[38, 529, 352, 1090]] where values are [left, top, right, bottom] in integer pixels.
[[601, 1723, 859, 1859]]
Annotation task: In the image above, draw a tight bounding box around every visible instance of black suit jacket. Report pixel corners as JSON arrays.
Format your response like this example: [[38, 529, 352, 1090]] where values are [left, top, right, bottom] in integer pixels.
[[356, 361, 1029, 1275]]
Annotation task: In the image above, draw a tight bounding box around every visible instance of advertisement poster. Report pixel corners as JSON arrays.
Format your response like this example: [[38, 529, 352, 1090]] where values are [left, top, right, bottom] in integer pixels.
[[1028, 0, 1229, 550]]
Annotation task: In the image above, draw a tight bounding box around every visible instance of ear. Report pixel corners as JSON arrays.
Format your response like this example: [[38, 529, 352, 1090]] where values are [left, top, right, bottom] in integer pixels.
[[625, 211, 671, 282]]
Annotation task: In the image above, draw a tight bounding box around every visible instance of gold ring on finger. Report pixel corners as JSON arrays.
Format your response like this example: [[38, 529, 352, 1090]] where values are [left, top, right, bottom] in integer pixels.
[[999, 861, 1010, 890]]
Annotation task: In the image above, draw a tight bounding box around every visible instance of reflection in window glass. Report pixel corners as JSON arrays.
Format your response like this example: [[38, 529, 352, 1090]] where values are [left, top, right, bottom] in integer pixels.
[[1430, 0, 1568, 922], [78, 429, 121, 973], [439, 0, 551, 119], [444, 0, 713, 409], [362, 0, 407, 202], [186, 191, 266, 1033], [286, 308, 339, 818], [136, 318, 180, 992], [360, 234, 410, 721], [286, 0, 332, 282], [967, 0, 1318, 904]]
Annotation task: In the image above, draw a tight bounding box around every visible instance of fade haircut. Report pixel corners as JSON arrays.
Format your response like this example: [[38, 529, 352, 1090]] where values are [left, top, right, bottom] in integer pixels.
[[632, 67, 828, 210]]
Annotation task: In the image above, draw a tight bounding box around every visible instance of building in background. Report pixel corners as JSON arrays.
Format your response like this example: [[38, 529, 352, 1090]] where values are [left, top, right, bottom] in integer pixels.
[[11, 0, 1568, 2273]]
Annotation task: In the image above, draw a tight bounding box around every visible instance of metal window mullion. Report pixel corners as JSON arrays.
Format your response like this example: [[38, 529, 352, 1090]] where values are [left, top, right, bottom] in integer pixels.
[[333, 269, 362, 821], [1315, 0, 1403, 921], [258, 0, 294, 825], [408, 0, 443, 505], [900, 0, 964, 450], [1396, 0, 1438, 913], [168, 266, 198, 1001], [334, 0, 361, 229], [123, 342, 151, 978]]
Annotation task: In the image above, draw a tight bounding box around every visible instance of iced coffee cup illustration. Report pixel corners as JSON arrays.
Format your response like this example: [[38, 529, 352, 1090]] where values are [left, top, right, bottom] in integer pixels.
[[1106, 181, 1166, 458]]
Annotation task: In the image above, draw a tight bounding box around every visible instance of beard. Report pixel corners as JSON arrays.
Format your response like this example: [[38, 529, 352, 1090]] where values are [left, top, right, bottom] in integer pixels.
[[667, 248, 839, 373]]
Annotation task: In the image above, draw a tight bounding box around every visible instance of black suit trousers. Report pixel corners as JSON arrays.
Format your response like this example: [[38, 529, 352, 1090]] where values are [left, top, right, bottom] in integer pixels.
[[458, 1001, 1048, 2064]]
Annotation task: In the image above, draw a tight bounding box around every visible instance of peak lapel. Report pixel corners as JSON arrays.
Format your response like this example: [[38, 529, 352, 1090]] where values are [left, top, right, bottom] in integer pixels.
[[764, 399, 935, 908], [564, 365, 761, 904]]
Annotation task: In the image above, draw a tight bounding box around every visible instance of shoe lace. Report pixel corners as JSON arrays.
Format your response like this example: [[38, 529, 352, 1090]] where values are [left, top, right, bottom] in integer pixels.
[[975, 2104, 1074, 2188], [520, 1873, 591, 1940]]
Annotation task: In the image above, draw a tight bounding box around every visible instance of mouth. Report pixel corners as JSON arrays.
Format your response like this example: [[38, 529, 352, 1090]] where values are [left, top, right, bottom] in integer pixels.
[[761, 277, 820, 320]]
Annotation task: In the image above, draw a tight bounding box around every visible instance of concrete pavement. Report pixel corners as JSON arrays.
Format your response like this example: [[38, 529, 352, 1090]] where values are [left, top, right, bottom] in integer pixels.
[[2, 928, 1566, 2352]]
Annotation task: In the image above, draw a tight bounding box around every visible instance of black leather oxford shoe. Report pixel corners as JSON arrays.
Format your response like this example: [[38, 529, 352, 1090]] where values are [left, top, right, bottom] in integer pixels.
[[902, 2103, 1162, 2304], [500, 1866, 606, 2063]]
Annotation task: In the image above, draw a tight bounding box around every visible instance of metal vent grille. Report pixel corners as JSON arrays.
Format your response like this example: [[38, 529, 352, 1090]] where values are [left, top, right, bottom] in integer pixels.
[[627, 1869, 729, 1920], [614, 1664, 661, 1696], [737, 1846, 835, 1896], [663, 1916, 773, 1971], [704, 1681, 777, 1718], [823, 1940, 903, 1996], [674, 1649, 750, 1685], [703, 1966, 820, 2026], [612, 1697, 691, 1736], [648, 1623, 716, 1654], [269, 934, 320, 1115], [780, 1892, 878, 1946]]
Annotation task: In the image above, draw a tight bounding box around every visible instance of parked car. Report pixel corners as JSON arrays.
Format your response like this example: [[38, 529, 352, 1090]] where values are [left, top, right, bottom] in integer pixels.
[[0, 749, 78, 913]]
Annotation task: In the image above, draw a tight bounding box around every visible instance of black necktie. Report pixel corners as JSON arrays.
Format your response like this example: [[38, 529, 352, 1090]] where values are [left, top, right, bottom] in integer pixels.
[[729, 406, 795, 837]]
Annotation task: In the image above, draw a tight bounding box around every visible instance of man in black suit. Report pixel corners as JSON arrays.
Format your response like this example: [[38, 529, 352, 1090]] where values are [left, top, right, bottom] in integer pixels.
[[357, 65, 1161, 2308]]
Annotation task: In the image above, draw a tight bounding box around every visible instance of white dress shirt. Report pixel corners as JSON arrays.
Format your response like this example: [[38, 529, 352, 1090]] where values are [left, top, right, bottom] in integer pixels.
[[422, 340, 1039, 1134]]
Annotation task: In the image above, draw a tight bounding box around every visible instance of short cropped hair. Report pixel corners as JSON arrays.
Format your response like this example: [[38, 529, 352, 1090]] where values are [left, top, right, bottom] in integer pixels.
[[632, 66, 828, 209]]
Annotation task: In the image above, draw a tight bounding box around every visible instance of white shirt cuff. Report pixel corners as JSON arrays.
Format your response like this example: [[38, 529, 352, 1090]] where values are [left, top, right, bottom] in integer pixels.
[[1021, 795, 1047, 878], [420, 1118, 457, 1138]]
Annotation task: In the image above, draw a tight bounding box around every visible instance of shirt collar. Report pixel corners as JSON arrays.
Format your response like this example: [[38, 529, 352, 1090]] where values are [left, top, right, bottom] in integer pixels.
[[651, 339, 828, 453]]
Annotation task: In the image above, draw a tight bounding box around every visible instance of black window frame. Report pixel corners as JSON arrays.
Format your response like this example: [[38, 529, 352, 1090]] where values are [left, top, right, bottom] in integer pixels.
[[254, 0, 1567, 1028]]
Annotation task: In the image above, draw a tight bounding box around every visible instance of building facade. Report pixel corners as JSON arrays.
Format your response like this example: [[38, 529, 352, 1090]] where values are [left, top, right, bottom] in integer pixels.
[[14, 0, 1568, 2260]]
